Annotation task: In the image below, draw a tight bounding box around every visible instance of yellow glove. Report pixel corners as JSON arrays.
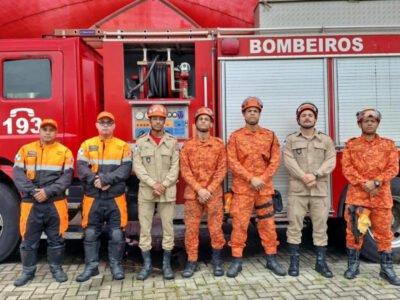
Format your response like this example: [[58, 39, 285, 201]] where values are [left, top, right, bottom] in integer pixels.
[[357, 208, 371, 235]]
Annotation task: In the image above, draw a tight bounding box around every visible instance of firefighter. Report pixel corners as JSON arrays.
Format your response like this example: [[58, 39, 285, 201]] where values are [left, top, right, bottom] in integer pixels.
[[13, 119, 73, 286], [76, 112, 132, 282], [226, 97, 286, 278], [133, 104, 180, 280], [342, 108, 400, 285], [180, 107, 227, 278], [283, 102, 336, 278]]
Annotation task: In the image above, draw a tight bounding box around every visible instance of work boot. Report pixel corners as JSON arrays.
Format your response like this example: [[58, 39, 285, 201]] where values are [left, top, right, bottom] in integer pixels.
[[288, 243, 300, 277], [76, 241, 100, 282], [162, 250, 174, 280], [136, 251, 153, 280], [315, 246, 333, 278], [211, 248, 224, 276], [226, 257, 242, 278], [14, 249, 37, 287], [379, 251, 400, 286], [182, 261, 198, 278], [48, 246, 68, 283], [266, 254, 287, 276], [108, 241, 125, 280], [344, 248, 360, 279]]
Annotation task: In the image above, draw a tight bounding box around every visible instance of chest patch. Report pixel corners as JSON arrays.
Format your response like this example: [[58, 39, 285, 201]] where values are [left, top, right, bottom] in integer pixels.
[[89, 145, 99, 152], [296, 149, 302, 155], [27, 151, 37, 157]]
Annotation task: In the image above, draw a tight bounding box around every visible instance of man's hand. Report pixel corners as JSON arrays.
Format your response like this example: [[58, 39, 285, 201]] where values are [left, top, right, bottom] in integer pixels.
[[370, 188, 379, 197], [101, 185, 111, 191], [94, 176, 103, 189], [306, 180, 317, 188], [251, 177, 265, 191], [362, 181, 375, 193], [34, 188, 48, 203], [152, 183, 166, 196], [197, 188, 212, 204], [302, 173, 316, 184]]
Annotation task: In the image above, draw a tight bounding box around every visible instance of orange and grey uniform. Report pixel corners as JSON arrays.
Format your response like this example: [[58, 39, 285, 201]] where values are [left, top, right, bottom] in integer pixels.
[[227, 127, 280, 257], [77, 136, 132, 241], [342, 135, 399, 251], [283, 129, 336, 246], [13, 141, 73, 251], [180, 136, 227, 261]]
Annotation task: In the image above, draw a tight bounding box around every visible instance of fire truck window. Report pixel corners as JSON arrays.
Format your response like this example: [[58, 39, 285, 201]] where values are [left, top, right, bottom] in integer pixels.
[[3, 59, 51, 99]]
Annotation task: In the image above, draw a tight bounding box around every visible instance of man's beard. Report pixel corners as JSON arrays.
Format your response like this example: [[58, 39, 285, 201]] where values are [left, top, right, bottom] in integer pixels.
[[300, 124, 314, 129]]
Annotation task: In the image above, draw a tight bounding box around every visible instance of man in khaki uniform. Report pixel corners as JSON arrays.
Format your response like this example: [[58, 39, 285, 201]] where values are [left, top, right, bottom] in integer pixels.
[[133, 104, 180, 280], [283, 102, 336, 278]]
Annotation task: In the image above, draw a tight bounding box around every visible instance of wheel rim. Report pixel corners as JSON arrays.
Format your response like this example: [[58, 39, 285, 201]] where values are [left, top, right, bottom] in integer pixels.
[[391, 195, 400, 248], [367, 195, 400, 248], [0, 213, 3, 238]]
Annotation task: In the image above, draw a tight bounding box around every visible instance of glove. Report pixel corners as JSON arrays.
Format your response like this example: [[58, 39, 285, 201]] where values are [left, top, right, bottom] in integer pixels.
[[357, 207, 371, 235]]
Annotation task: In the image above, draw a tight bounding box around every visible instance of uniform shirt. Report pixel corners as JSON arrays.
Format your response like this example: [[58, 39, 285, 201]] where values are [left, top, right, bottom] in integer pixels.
[[342, 134, 399, 208], [13, 141, 74, 202], [283, 129, 336, 196], [180, 136, 227, 200], [227, 126, 280, 195], [77, 136, 132, 199], [133, 132, 180, 202]]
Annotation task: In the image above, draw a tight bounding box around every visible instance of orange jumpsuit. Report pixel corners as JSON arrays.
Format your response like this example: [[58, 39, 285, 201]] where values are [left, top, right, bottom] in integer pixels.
[[227, 127, 280, 257], [180, 136, 227, 261], [342, 135, 399, 251]]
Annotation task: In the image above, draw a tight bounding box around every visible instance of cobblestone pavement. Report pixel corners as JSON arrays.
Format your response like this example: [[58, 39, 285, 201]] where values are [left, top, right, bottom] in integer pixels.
[[1, 225, 399, 300]]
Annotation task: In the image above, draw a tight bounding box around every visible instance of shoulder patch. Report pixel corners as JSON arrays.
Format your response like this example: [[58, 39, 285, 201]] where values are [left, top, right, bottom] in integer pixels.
[[15, 153, 21, 161]]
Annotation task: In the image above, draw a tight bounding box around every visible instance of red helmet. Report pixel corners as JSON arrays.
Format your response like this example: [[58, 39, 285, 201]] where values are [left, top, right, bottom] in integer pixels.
[[147, 104, 168, 118], [241, 97, 263, 112], [194, 107, 214, 121], [356, 108, 382, 123], [296, 102, 318, 120]]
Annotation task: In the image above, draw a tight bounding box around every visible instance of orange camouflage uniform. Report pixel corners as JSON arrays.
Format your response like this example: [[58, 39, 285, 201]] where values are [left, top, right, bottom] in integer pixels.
[[342, 134, 399, 251], [181, 136, 227, 261], [227, 127, 280, 257]]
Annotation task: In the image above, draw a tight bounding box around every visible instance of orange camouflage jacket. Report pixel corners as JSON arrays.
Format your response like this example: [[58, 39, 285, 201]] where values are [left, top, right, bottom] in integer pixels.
[[342, 135, 399, 208], [180, 136, 227, 200], [227, 126, 280, 196]]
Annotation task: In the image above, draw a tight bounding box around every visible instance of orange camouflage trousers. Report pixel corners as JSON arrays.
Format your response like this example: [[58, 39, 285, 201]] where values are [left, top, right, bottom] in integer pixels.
[[229, 194, 279, 257], [344, 205, 393, 252], [184, 197, 225, 261]]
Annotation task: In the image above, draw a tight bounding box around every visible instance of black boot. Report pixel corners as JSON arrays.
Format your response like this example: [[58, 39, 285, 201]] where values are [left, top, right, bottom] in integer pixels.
[[266, 254, 287, 276], [76, 241, 100, 282], [344, 248, 360, 280], [14, 249, 37, 287], [226, 257, 242, 278], [108, 241, 125, 280], [288, 243, 300, 277], [162, 250, 174, 280], [379, 251, 400, 286], [211, 248, 224, 276], [315, 246, 333, 278], [136, 251, 153, 280], [48, 246, 68, 283], [182, 261, 198, 278]]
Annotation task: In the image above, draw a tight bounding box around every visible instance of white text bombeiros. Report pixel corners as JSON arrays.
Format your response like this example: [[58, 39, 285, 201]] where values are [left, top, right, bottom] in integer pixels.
[[249, 37, 364, 54]]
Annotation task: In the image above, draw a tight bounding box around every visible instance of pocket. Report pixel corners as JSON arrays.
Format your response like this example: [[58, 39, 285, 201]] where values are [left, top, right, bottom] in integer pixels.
[[166, 185, 177, 200], [161, 149, 172, 167], [313, 142, 327, 158], [291, 141, 307, 158], [288, 179, 304, 193], [140, 149, 155, 165]]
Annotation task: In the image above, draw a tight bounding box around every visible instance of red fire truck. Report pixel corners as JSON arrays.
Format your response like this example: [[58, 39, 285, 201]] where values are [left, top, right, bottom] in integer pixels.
[[1, 1, 400, 262]]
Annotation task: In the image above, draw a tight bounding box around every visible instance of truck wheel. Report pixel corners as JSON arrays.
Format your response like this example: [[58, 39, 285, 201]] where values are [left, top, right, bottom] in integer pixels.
[[361, 178, 400, 263], [0, 183, 20, 262]]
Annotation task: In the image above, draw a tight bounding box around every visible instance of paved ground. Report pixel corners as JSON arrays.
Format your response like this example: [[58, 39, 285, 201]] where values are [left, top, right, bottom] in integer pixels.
[[1, 223, 399, 300]]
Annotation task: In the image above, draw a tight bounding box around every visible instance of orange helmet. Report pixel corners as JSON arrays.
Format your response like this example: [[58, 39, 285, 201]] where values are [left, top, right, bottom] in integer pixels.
[[147, 104, 168, 118], [194, 107, 214, 121], [241, 97, 263, 112], [296, 102, 318, 120], [356, 108, 381, 123]]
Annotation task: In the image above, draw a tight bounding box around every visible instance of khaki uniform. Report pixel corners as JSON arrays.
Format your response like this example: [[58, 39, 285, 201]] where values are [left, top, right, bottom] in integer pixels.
[[133, 132, 180, 251], [283, 129, 336, 246]]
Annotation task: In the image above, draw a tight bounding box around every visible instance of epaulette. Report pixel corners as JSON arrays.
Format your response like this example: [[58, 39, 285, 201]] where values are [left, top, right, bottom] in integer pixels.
[[318, 131, 329, 136], [286, 131, 298, 138]]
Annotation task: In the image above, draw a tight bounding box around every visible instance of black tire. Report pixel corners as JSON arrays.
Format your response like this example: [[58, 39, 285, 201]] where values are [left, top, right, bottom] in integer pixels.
[[361, 177, 400, 263], [0, 183, 20, 262]]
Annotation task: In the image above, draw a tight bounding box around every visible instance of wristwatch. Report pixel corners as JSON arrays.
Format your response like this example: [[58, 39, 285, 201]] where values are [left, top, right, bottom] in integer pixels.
[[374, 180, 381, 187], [312, 171, 320, 179]]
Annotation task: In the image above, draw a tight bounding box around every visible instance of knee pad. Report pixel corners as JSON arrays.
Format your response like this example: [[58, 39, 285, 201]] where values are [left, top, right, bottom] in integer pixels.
[[109, 228, 124, 243], [20, 239, 40, 251]]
